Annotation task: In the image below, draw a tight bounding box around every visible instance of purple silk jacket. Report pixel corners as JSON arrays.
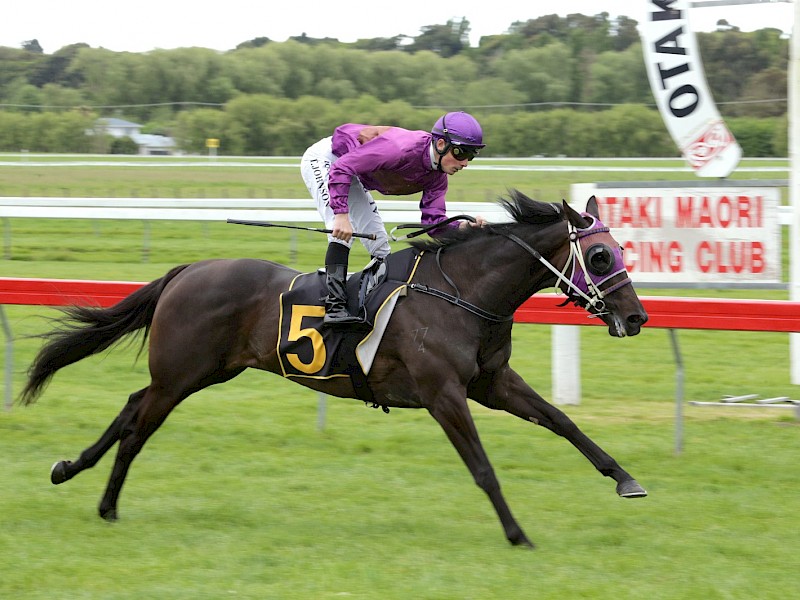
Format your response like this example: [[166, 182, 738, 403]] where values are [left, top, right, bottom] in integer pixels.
[[328, 124, 456, 230]]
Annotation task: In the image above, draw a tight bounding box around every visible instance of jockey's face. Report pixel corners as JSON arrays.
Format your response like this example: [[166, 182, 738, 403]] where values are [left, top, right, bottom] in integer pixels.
[[436, 138, 478, 175]]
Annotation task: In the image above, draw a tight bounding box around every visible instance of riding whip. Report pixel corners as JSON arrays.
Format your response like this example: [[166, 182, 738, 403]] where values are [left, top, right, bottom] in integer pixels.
[[227, 219, 377, 240]]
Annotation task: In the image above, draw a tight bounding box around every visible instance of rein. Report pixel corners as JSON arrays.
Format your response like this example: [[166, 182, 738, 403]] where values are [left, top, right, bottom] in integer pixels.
[[390, 214, 476, 241], [407, 283, 514, 322], [406, 215, 632, 322], [408, 247, 513, 322], [401, 215, 515, 322]]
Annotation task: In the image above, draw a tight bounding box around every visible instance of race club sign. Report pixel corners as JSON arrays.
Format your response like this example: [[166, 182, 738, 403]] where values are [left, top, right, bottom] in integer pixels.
[[571, 184, 781, 285], [640, 0, 742, 177]]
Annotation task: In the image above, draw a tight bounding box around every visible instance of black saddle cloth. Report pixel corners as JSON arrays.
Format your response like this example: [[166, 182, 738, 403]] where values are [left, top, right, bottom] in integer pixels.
[[277, 248, 422, 401]]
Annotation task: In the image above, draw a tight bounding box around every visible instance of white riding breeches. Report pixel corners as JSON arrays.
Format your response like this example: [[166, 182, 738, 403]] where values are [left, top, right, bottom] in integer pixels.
[[300, 136, 391, 258]]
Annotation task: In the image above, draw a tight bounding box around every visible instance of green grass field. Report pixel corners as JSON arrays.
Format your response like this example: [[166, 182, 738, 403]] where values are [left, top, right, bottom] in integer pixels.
[[1, 156, 798, 599]]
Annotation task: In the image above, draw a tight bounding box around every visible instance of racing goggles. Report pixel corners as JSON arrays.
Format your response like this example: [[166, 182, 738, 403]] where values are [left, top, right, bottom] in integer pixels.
[[450, 145, 480, 161]]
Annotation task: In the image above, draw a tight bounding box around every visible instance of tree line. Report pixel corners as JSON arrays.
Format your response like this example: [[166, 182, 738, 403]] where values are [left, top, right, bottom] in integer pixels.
[[0, 14, 789, 157]]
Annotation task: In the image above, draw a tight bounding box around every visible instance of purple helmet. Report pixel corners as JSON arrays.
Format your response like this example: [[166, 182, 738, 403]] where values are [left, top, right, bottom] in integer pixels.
[[431, 111, 485, 148]]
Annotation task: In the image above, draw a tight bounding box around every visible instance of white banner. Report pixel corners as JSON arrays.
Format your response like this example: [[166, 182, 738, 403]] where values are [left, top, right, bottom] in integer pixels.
[[572, 184, 782, 285], [640, 0, 742, 177]]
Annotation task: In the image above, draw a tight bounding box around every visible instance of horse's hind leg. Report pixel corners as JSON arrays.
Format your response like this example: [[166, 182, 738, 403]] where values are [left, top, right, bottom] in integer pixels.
[[96, 383, 180, 521], [469, 366, 647, 498], [50, 388, 147, 485], [96, 367, 245, 521]]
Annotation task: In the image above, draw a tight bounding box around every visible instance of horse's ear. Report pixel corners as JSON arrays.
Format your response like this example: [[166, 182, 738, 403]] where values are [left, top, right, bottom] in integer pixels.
[[562, 199, 591, 229], [585, 195, 600, 219]]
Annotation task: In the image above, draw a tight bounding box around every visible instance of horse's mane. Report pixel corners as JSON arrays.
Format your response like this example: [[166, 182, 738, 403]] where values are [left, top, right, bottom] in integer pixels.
[[409, 188, 564, 252]]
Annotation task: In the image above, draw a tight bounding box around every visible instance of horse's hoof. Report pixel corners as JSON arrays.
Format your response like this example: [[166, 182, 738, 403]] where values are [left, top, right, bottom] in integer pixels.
[[508, 531, 536, 549], [50, 461, 71, 485], [617, 479, 647, 498], [514, 538, 536, 550], [99, 507, 118, 522]]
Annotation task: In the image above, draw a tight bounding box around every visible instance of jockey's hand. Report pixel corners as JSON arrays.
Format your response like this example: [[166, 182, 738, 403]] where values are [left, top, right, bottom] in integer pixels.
[[332, 213, 353, 242], [460, 215, 487, 229]]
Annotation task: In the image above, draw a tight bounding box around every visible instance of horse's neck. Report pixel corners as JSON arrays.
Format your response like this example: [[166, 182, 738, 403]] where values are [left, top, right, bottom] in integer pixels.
[[439, 222, 568, 316]]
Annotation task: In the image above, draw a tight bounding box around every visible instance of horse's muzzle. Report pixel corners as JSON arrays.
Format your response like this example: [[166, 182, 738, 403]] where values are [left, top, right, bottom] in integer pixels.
[[620, 310, 648, 337], [605, 309, 648, 337]]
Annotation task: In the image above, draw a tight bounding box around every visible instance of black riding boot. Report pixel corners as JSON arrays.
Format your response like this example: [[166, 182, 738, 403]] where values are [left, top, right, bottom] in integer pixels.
[[323, 264, 363, 327]]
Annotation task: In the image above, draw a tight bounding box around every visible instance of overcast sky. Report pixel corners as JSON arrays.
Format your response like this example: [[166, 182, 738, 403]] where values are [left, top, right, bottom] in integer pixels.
[[2, 0, 795, 54]]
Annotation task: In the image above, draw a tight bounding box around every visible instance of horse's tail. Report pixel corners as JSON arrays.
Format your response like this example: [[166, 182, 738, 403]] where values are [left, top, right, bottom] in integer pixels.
[[20, 264, 191, 405]]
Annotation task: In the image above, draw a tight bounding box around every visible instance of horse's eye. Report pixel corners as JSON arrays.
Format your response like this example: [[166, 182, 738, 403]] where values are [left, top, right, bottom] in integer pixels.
[[585, 244, 614, 276]]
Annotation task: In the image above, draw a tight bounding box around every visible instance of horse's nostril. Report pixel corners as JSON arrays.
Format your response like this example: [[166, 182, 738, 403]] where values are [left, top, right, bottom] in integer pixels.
[[628, 312, 648, 326]]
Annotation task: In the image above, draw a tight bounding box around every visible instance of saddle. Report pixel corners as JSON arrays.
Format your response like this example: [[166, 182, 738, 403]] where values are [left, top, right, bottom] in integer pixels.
[[277, 248, 422, 402]]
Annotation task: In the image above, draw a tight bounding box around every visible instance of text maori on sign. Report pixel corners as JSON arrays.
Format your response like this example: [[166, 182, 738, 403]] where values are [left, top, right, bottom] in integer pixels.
[[579, 187, 781, 283]]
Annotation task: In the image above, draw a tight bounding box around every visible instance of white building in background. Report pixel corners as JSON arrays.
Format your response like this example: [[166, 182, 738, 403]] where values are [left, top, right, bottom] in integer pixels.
[[95, 117, 177, 155]]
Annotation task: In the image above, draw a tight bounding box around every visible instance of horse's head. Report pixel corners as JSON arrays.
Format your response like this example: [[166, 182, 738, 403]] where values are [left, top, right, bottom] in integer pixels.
[[559, 197, 648, 337]]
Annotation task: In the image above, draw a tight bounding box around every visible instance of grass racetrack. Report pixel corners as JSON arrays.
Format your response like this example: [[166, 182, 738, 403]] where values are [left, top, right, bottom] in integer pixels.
[[1, 155, 798, 599]]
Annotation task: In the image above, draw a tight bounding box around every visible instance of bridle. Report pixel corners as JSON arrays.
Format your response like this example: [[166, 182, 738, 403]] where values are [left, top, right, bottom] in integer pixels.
[[498, 214, 632, 317]]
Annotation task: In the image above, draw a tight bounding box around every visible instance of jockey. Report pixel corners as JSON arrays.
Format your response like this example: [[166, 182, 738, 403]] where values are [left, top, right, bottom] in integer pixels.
[[300, 111, 486, 327]]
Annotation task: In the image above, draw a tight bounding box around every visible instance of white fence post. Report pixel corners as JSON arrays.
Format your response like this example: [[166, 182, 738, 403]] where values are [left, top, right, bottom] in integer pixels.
[[551, 325, 580, 405]]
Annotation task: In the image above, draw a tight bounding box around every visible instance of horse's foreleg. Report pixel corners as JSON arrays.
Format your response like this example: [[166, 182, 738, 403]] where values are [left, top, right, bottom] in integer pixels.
[[469, 367, 647, 498], [428, 396, 534, 548], [51, 388, 147, 485]]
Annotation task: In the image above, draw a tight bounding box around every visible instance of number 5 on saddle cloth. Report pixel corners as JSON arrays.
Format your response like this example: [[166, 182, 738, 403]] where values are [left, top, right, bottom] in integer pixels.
[[277, 249, 421, 402]]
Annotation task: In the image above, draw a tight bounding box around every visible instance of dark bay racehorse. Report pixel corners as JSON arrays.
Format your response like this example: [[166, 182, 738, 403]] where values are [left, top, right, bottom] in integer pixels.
[[21, 191, 648, 548]]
